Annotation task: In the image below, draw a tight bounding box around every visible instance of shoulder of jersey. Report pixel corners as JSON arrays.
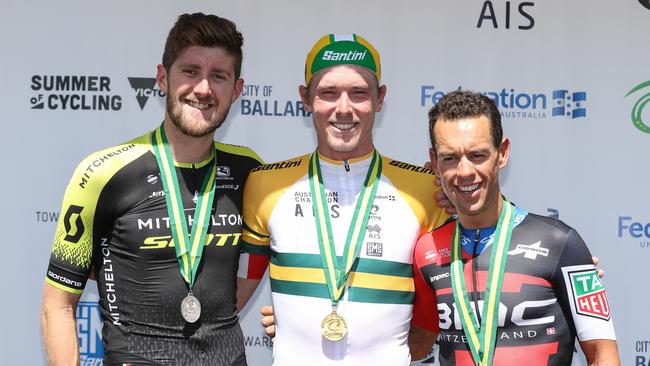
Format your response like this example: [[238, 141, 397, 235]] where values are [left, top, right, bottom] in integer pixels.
[[382, 156, 436, 178], [415, 218, 456, 265], [214, 141, 264, 163], [71, 132, 151, 177], [520, 212, 576, 241], [249, 153, 310, 175]]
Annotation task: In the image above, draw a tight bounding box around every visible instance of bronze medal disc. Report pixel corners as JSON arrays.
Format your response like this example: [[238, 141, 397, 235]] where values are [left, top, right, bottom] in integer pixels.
[[321, 311, 348, 341]]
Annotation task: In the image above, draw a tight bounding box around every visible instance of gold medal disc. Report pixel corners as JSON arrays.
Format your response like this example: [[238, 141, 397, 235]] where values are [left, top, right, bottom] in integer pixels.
[[321, 311, 348, 341]]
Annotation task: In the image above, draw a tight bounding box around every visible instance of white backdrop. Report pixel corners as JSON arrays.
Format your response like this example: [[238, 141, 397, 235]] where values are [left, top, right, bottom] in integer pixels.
[[1, 0, 648, 365]]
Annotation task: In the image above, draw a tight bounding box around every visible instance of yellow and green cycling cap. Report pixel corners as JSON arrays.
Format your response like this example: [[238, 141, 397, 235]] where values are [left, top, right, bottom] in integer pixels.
[[304, 34, 381, 84]]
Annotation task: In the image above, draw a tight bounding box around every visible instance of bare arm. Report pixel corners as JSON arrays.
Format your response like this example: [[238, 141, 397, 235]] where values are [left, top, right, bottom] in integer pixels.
[[579, 339, 620, 366], [236, 278, 261, 312], [408, 324, 438, 361], [41, 283, 81, 366]]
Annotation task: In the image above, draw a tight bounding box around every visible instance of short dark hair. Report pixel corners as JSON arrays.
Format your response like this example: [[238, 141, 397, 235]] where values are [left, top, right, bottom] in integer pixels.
[[428, 90, 503, 152], [162, 13, 244, 79]]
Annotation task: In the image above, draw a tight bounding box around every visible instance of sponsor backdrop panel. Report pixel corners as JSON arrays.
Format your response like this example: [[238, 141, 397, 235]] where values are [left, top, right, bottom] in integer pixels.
[[1, 0, 647, 365]]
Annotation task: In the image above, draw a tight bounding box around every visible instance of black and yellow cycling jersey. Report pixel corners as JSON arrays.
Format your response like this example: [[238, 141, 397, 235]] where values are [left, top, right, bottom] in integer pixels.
[[45, 130, 261, 365]]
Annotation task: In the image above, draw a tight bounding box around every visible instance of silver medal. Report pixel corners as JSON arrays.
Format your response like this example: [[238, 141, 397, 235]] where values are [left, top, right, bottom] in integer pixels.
[[181, 293, 201, 323]]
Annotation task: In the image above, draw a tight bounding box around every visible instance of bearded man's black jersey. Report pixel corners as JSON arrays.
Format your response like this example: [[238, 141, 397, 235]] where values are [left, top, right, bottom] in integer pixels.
[[412, 212, 616, 366], [45, 131, 262, 365]]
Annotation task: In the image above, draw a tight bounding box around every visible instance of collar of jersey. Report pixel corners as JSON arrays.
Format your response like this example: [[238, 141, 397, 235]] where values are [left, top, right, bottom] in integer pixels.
[[317, 148, 375, 166], [459, 205, 528, 256], [172, 147, 216, 169]]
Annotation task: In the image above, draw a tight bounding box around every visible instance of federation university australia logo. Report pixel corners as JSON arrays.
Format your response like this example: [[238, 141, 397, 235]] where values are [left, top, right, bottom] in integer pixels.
[[77, 301, 104, 365], [625, 80, 650, 134]]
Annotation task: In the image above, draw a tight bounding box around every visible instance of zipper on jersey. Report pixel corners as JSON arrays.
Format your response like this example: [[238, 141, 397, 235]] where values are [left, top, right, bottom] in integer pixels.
[[343, 159, 350, 172], [471, 228, 481, 323], [190, 163, 199, 203]]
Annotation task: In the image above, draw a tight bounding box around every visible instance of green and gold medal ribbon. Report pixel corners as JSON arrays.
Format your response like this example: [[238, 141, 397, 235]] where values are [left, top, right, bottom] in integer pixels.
[[308, 150, 382, 304], [151, 124, 217, 288], [450, 200, 515, 366]]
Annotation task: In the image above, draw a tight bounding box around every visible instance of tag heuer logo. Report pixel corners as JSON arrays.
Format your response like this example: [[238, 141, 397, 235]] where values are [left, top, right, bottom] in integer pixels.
[[508, 241, 549, 260], [569, 270, 611, 320]]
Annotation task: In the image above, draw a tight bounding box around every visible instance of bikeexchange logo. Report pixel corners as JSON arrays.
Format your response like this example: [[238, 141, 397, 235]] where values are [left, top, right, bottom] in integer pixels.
[[624, 81, 650, 134], [76, 301, 104, 365], [421, 85, 587, 119], [30, 75, 122, 111], [128, 77, 165, 110]]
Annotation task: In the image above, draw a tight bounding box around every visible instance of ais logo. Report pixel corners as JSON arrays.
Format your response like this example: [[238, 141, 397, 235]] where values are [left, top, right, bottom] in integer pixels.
[[77, 301, 103, 365], [128, 77, 165, 110], [625, 81, 650, 134]]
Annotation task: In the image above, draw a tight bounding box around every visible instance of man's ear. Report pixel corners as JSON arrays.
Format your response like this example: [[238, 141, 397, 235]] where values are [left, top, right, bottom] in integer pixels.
[[375, 84, 387, 112], [231, 78, 244, 104], [156, 64, 168, 93], [298, 85, 313, 113], [497, 137, 510, 169], [428, 147, 439, 174]]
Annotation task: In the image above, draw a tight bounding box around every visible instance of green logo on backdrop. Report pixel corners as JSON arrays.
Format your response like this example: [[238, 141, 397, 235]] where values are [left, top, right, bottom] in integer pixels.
[[625, 81, 650, 134]]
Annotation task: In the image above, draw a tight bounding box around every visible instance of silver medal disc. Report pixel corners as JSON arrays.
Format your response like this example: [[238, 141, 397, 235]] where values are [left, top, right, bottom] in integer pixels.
[[181, 294, 201, 323]]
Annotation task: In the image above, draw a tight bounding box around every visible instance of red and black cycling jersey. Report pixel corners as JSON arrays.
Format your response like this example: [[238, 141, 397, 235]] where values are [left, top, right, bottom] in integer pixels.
[[45, 131, 262, 365], [412, 212, 616, 366]]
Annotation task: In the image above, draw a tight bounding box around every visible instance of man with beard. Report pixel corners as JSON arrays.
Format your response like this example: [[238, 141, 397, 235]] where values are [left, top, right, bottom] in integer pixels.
[[40, 13, 266, 365]]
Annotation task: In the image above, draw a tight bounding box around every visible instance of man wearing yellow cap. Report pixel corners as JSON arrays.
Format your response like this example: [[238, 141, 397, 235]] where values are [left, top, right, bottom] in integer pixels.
[[239, 34, 448, 364]]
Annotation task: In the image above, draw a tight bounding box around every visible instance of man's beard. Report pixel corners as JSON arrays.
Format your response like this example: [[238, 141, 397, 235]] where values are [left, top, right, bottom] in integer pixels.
[[166, 95, 230, 138]]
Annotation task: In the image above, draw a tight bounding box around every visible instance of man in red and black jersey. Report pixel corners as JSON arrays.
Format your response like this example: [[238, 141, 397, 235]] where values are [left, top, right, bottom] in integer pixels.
[[410, 90, 619, 365]]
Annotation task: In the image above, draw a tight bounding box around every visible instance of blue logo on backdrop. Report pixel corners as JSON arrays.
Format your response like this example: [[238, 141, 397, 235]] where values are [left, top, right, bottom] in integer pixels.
[[551, 90, 587, 118], [420, 86, 587, 119], [618, 216, 650, 248], [77, 301, 103, 365]]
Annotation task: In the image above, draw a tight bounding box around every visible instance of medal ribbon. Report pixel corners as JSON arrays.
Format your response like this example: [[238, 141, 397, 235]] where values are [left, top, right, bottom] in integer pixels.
[[308, 150, 382, 304], [151, 125, 217, 288], [450, 200, 515, 366]]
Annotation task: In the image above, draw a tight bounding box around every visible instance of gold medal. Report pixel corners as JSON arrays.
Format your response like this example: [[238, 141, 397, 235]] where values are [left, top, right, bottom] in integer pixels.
[[321, 310, 347, 341]]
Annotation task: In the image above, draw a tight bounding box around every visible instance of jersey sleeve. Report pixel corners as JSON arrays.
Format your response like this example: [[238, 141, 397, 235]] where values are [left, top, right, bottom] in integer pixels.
[[411, 236, 441, 333], [552, 228, 616, 341], [45, 137, 149, 294], [239, 168, 272, 280], [45, 169, 96, 294]]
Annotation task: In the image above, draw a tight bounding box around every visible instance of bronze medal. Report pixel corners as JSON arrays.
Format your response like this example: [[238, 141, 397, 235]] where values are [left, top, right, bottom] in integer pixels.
[[321, 310, 347, 341]]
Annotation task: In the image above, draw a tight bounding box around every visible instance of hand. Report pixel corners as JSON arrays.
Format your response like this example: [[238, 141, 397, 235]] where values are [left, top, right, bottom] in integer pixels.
[[261, 305, 275, 340], [434, 176, 456, 215], [592, 256, 605, 278]]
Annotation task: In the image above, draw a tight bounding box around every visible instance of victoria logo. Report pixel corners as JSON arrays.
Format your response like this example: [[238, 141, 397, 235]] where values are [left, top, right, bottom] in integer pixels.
[[128, 77, 165, 110], [624, 81, 650, 134]]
